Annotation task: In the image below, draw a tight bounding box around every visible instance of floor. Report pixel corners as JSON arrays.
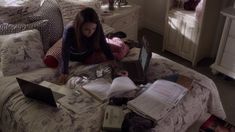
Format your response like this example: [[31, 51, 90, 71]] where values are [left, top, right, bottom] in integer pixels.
[[138, 28, 235, 127]]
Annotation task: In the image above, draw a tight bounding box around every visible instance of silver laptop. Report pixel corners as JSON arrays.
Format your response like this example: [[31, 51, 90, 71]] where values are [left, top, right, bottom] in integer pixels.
[[16, 78, 65, 107]]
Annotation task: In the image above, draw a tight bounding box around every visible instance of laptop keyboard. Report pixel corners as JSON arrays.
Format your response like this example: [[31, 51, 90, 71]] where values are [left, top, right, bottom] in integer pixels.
[[52, 92, 64, 100]]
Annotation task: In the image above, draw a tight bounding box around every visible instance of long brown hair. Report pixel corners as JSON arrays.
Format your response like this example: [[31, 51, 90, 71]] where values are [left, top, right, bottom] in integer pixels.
[[73, 7, 102, 50]]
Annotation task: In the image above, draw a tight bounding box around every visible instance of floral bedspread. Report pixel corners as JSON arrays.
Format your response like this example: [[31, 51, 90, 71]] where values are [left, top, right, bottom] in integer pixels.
[[0, 48, 226, 132]]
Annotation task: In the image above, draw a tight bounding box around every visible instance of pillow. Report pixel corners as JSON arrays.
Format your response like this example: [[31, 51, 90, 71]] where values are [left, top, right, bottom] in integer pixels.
[[44, 39, 62, 68], [0, 20, 49, 53], [0, 35, 6, 62], [83, 37, 130, 64], [0, 29, 45, 76], [106, 37, 130, 60], [32, 0, 64, 47], [0, 0, 45, 23]]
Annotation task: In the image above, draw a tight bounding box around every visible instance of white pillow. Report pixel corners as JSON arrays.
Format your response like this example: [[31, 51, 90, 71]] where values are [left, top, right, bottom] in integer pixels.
[[0, 35, 6, 62], [107, 76, 138, 98], [0, 0, 45, 23], [0, 29, 45, 76], [0, 20, 49, 53]]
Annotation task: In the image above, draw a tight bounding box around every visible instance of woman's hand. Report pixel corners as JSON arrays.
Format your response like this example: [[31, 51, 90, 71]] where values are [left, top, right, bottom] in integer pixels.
[[57, 74, 69, 85]]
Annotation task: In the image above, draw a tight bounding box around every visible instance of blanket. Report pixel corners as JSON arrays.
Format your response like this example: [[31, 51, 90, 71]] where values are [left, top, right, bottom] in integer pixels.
[[0, 48, 226, 132]]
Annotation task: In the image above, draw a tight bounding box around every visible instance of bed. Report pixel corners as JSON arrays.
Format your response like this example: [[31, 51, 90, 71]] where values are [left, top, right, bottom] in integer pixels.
[[0, 47, 226, 132]]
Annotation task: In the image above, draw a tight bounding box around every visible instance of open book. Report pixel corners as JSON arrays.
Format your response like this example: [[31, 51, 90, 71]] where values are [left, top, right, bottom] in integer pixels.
[[82, 77, 137, 102], [82, 78, 111, 102], [127, 79, 188, 121]]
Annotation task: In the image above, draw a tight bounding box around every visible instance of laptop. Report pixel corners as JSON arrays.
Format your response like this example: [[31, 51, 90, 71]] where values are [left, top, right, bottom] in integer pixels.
[[113, 36, 152, 84], [16, 78, 65, 107]]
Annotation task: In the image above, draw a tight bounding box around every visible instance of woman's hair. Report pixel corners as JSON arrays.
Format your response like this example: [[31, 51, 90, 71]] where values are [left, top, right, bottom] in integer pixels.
[[73, 7, 104, 49]]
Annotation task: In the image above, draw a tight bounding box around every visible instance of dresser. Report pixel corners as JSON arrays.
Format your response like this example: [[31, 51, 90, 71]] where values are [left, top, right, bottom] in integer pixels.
[[101, 4, 140, 41], [211, 7, 235, 79]]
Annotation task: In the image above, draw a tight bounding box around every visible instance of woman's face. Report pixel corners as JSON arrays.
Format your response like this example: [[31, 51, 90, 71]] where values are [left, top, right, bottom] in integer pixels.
[[81, 22, 97, 37]]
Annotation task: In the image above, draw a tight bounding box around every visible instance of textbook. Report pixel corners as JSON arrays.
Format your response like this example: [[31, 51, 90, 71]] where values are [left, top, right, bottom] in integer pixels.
[[200, 114, 235, 132], [127, 79, 188, 121], [162, 74, 193, 90]]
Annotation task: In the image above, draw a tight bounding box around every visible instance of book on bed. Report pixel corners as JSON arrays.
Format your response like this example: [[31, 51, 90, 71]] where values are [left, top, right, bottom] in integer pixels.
[[127, 79, 188, 121], [162, 74, 193, 90]]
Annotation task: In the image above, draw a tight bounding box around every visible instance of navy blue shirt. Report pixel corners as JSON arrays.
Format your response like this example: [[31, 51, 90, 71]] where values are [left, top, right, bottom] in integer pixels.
[[61, 25, 114, 74]]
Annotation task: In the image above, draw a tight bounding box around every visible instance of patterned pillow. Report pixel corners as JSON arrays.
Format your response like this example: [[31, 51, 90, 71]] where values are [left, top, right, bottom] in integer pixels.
[[43, 39, 62, 68], [0, 0, 45, 23], [0, 29, 45, 76], [0, 20, 49, 53], [32, 0, 64, 47]]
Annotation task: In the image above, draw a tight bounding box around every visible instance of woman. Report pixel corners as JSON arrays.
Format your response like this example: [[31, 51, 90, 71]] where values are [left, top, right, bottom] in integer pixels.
[[58, 7, 115, 84]]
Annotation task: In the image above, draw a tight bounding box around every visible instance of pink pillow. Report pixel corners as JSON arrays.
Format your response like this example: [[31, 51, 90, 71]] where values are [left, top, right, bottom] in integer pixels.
[[43, 39, 62, 68], [83, 37, 129, 64], [106, 37, 129, 60]]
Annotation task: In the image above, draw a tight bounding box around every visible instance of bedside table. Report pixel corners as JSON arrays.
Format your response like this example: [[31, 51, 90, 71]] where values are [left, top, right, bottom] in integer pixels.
[[101, 4, 140, 41]]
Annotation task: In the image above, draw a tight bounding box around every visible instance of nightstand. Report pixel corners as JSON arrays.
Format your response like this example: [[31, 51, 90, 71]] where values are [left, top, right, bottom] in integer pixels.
[[101, 4, 140, 41], [211, 7, 235, 79]]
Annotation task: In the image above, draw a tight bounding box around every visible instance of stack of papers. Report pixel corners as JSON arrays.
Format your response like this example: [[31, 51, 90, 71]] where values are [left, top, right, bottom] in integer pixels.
[[127, 79, 188, 121]]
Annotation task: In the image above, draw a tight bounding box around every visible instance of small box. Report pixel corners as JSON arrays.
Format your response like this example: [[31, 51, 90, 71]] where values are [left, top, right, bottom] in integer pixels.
[[102, 105, 125, 131]]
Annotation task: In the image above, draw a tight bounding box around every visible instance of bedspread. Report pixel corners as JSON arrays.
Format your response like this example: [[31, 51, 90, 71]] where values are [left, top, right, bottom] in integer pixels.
[[0, 48, 226, 132]]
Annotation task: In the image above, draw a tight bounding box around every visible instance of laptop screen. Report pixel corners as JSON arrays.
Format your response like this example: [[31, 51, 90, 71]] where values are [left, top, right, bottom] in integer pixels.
[[140, 46, 148, 70], [139, 36, 151, 72], [16, 78, 58, 107]]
